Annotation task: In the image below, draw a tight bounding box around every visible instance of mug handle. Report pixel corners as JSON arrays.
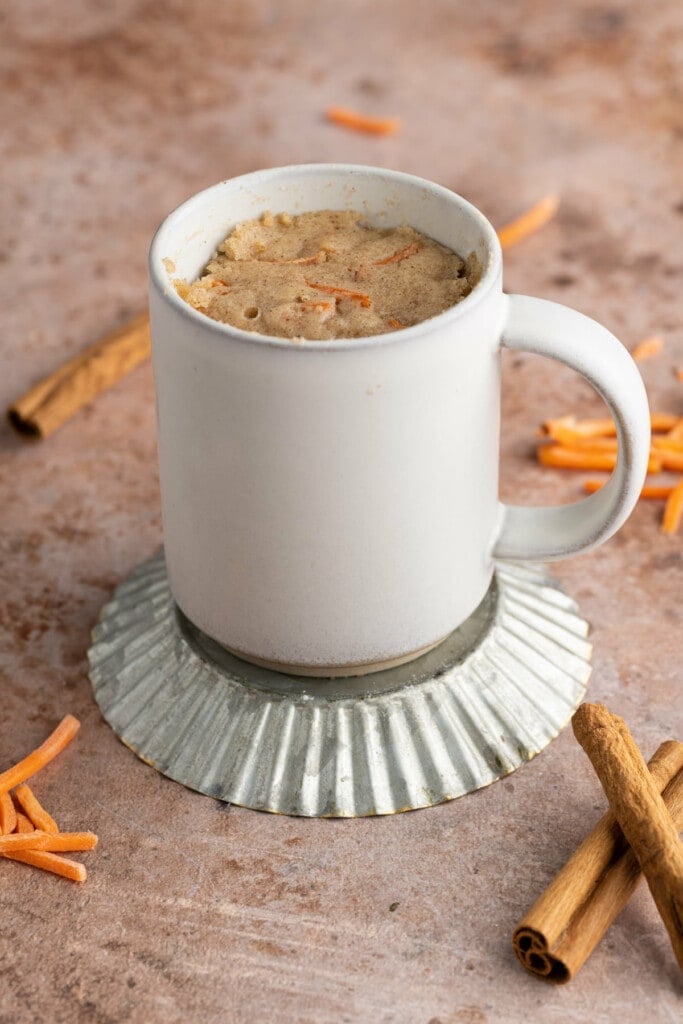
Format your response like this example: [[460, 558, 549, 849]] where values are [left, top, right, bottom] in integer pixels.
[[493, 294, 651, 561]]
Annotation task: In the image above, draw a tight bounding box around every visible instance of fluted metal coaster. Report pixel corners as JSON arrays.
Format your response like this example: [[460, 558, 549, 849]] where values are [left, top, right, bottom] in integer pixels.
[[88, 551, 592, 816]]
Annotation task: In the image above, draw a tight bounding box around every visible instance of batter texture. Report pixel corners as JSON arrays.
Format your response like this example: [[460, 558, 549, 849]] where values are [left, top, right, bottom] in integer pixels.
[[177, 209, 480, 341]]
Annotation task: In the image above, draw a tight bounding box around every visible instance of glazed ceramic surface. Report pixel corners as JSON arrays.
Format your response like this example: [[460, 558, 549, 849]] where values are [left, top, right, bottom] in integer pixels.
[[149, 165, 650, 673]]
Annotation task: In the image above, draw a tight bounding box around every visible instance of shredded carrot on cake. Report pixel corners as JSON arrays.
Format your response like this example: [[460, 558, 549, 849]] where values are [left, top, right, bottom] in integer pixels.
[[304, 281, 372, 307], [325, 106, 401, 135], [297, 300, 333, 312], [373, 243, 420, 266], [260, 252, 326, 266]]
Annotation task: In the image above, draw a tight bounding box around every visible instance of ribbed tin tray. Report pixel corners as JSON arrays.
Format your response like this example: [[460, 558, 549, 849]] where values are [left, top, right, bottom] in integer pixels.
[[88, 551, 591, 816]]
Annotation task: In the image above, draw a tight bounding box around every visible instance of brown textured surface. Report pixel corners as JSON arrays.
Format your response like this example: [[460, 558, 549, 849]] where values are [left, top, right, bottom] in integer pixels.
[[0, 2, 682, 1021]]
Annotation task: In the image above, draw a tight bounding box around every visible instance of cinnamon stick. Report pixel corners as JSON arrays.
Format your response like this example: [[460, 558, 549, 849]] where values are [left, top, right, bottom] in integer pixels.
[[573, 704, 683, 972], [8, 312, 150, 439], [513, 740, 683, 981]]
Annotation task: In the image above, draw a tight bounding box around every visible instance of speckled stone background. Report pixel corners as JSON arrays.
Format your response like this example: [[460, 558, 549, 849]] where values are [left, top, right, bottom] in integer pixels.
[[1, 2, 682, 1022]]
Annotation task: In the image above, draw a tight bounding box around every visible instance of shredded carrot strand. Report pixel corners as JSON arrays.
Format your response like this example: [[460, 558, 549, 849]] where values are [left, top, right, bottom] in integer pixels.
[[1, 850, 87, 882], [387, 318, 405, 330], [0, 792, 16, 835], [658, 450, 683, 472], [13, 783, 58, 834], [667, 419, 683, 441], [325, 106, 401, 136], [652, 435, 683, 454], [538, 445, 662, 473], [209, 279, 229, 289], [651, 413, 681, 433], [0, 830, 98, 854], [541, 413, 679, 440], [584, 480, 675, 500], [373, 243, 420, 266], [297, 300, 333, 312], [0, 715, 80, 794], [14, 813, 34, 834], [0, 832, 51, 852], [304, 281, 372, 307], [540, 415, 611, 439], [542, 430, 683, 457], [544, 426, 619, 451], [260, 252, 325, 265], [662, 479, 683, 534], [631, 335, 664, 361], [538, 446, 617, 471], [497, 195, 559, 250]]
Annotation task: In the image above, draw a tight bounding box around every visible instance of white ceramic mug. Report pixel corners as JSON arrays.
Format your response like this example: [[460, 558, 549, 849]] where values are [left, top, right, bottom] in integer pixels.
[[149, 164, 650, 677]]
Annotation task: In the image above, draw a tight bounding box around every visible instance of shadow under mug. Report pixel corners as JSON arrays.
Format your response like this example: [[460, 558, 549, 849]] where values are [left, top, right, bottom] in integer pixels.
[[149, 164, 650, 677]]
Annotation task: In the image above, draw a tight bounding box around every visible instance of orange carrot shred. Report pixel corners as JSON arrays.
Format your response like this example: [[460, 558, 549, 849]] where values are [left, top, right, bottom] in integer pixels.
[[209, 279, 229, 289], [667, 419, 683, 441], [541, 412, 679, 440], [0, 791, 16, 835], [631, 335, 664, 361], [544, 426, 619, 452], [538, 445, 662, 474], [651, 413, 681, 433], [538, 446, 618, 472], [260, 252, 325, 265], [658, 449, 683, 472], [0, 830, 98, 854], [652, 436, 683, 454], [388, 318, 405, 330], [373, 243, 420, 266], [584, 480, 675, 500], [662, 479, 683, 534], [325, 106, 401, 136], [540, 415, 615, 440], [0, 715, 80, 795], [298, 300, 333, 312], [14, 783, 58, 834], [304, 281, 372, 307], [15, 812, 34, 834], [497, 195, 559, 250], [2, 850, 87, 882]]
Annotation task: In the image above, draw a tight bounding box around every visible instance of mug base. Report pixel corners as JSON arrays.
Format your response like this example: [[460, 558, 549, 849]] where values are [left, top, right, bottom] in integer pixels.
[[214, 634, 451, 678], [88, 550, 593, 816]]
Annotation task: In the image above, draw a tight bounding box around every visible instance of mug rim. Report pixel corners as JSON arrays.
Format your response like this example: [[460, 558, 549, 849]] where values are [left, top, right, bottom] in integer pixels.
[[149, 163, 503, 351]]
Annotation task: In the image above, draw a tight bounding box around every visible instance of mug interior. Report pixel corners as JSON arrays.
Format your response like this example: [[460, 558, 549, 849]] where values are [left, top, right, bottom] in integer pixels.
[[150, 164, 501, 340]]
